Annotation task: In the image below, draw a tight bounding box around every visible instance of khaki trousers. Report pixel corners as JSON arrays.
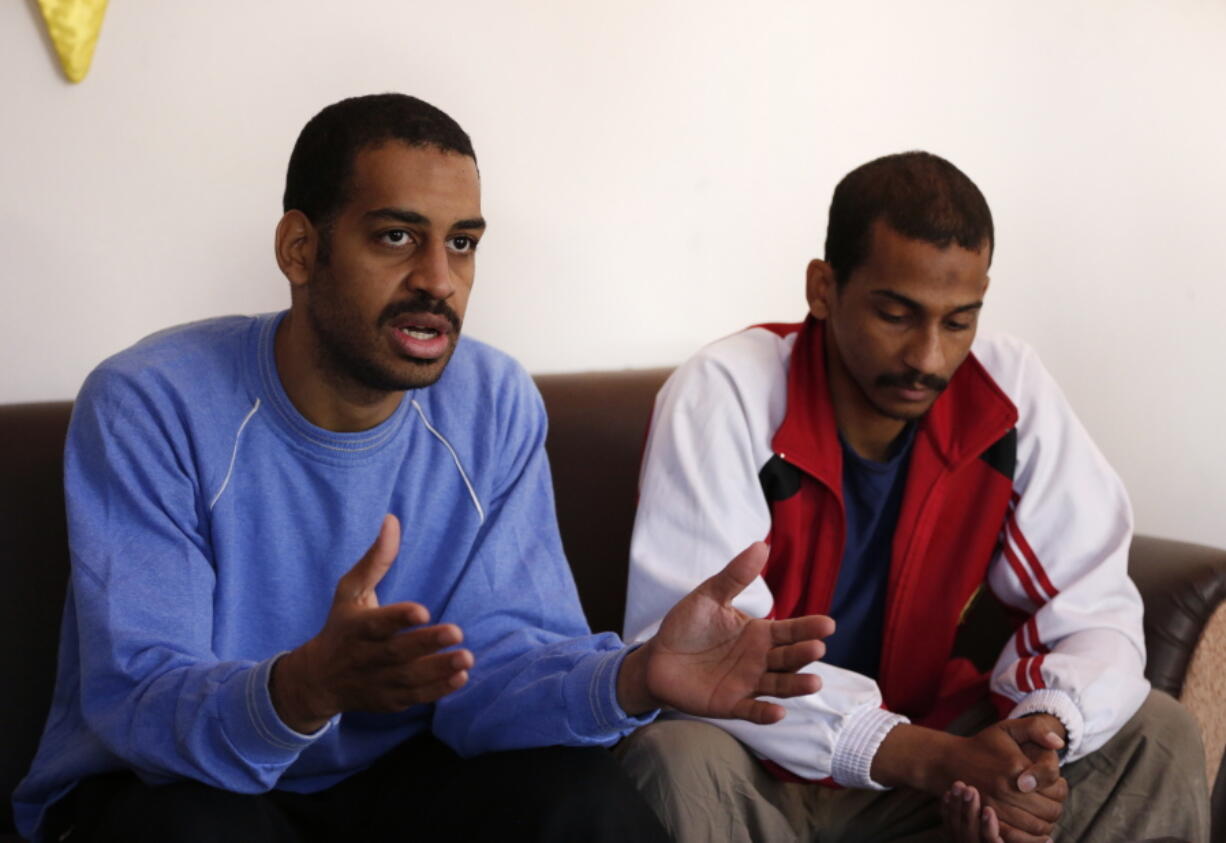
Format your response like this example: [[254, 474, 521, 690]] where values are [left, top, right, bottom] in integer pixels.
[[615, 690, 1209, 843]]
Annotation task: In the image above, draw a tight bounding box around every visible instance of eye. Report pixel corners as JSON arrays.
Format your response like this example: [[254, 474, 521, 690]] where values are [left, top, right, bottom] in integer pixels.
[[877, 310, 906, 325], [377, 229, 414, 248], [448, 234, 479, 254], [945, 316, 975, 332]]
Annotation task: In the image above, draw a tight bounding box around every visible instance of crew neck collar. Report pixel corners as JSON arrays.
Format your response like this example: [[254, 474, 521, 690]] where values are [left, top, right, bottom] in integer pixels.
[[254, 311, 411, 460]]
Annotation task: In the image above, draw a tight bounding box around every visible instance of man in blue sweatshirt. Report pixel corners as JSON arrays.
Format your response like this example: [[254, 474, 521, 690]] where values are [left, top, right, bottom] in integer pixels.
[[13, 94, 835, 842]]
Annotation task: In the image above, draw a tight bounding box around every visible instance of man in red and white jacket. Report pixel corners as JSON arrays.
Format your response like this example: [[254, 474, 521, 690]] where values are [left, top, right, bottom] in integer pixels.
[[618, 151, 1208, 843]]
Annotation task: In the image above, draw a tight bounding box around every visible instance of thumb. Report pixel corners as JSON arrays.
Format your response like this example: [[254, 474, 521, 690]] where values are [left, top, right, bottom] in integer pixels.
[[1015, 755, 1061, 792], [338, 514, 401, 603], [700, 541, 769, 606], [1003, 715, 1066, 753]]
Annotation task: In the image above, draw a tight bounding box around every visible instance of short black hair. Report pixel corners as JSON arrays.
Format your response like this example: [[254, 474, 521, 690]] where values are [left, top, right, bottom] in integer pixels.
[[824, 151, 993, 286], [283, 93, 475, 233]]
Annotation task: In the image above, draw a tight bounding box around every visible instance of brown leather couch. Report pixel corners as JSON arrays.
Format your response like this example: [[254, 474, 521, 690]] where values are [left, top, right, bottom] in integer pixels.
[[4, 371, 1225, 840]]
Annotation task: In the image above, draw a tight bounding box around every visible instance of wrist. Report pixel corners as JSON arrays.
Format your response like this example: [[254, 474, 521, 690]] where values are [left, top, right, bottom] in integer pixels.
[[615, 642, 662, 716], [831, 707, 911, 789], [870, 724, 961, 794], [270, 643, 336, 733]]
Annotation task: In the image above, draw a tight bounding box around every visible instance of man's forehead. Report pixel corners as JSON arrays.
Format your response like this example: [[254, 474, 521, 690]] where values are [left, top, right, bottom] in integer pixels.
[[846, 229, 989, 314], [861, 222, 987, 277], [345, 141, 481, 222]]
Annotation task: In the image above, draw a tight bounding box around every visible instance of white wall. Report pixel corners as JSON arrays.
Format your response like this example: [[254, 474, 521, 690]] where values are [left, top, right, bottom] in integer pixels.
[[3, 0, 1224, 548]]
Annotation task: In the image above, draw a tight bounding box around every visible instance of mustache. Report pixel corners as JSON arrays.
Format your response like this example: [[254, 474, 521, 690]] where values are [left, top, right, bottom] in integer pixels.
[[379, 293, 462, 334], [876, 370, 949, 393]]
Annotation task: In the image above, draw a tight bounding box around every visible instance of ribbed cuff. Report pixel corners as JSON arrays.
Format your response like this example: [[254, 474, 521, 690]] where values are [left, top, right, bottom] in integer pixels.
[[831, 706, 910, 790], [219, 654, 336, 765], [1008, 688, 1083, 761], [563, 643, 657, 739]]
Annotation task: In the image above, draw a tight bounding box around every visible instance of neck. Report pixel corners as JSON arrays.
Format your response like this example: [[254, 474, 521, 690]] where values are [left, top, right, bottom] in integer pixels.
[[823, 330, 906, 463], [274, 311, 404, 433]]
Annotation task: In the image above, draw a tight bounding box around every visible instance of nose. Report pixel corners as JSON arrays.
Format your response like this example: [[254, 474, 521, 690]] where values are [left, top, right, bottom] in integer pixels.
[[902, 323, 945, 376], [407, 239, 455, 300]]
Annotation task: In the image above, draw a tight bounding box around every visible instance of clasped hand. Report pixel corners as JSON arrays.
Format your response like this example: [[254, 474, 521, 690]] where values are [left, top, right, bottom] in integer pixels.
[[940, 715, 1069, 843]]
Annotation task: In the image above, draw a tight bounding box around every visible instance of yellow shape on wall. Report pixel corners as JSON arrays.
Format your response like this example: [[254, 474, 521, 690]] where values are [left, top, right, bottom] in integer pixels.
[[38, 0, 109, 83]]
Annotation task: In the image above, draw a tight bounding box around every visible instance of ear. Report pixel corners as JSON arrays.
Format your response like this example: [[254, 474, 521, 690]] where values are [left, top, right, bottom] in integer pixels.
[[275, 210, 317, 289], [805, 259, 837, 320]]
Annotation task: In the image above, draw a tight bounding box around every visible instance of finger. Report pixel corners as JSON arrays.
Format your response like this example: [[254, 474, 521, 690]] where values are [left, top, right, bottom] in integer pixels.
[[358, 602, 431, 639], [755, 671, 820, 698], [964, 785, 981, 840], [1037, 776, 1068, 804], [729, 697, 786, 725], [769, 614, 837, 645], [992, 800, 1056, 837], [385, 623, 465, 661], [393, 668, 471, 707], [390, 648, 474, 690], [995, 791, 1061, 828], [1038, 731, 1064, 751], [1003, 715, 1065, 753], [982, 806, 1003, 843], [699, 542, 769, 606], [337, 514, 402, 601], [948, 782, 968, 840], [766, 639, 826, 672], [1020, 779, 1066, 829]]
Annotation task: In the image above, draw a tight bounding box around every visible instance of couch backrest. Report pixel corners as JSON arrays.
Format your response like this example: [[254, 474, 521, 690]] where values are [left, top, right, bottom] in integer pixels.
[[535, 368, 673, 634], [6, 374, 1222, 836]]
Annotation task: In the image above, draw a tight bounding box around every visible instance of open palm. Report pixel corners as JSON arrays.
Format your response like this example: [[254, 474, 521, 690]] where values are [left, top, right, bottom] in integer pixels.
[[643, 542, 835, 724]]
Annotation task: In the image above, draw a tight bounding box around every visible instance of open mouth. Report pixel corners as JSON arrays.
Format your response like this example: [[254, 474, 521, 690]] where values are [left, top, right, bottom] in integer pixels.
[[387, 309, 454, 336], [399, 326, 440, 340], [387, 313, 453, 361]]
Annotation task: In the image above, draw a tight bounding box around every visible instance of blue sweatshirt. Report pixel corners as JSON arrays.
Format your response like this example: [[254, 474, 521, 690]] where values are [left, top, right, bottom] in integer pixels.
[[14, 312, 651, 840]]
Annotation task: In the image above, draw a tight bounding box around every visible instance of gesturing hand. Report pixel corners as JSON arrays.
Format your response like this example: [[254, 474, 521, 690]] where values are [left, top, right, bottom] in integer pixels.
[[271, 514, 473, 733], [618, 542, 835, 723]]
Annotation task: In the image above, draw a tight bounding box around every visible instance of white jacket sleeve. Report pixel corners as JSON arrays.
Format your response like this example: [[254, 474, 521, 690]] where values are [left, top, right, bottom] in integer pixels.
[[625, 336, 907, 789], [978, 336, 1149, 762]]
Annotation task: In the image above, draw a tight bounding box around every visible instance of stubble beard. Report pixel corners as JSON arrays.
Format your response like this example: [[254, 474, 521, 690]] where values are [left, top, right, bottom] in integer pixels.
[[306, 269, 460, 395]]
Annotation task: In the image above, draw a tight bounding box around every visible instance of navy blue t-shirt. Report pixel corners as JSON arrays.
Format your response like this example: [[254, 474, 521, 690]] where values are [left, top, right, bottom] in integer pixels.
[[821, 425, 915, 679]]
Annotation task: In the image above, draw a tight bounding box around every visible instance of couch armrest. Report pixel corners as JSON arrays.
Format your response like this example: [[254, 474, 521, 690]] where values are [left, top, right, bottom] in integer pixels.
[[1128, 534, 1226, 824], [1128, 534, 1226, 697]]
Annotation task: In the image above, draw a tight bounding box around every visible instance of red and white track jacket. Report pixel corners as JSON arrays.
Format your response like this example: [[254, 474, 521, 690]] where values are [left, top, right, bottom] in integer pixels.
[[624, 317, 1148, 789]]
